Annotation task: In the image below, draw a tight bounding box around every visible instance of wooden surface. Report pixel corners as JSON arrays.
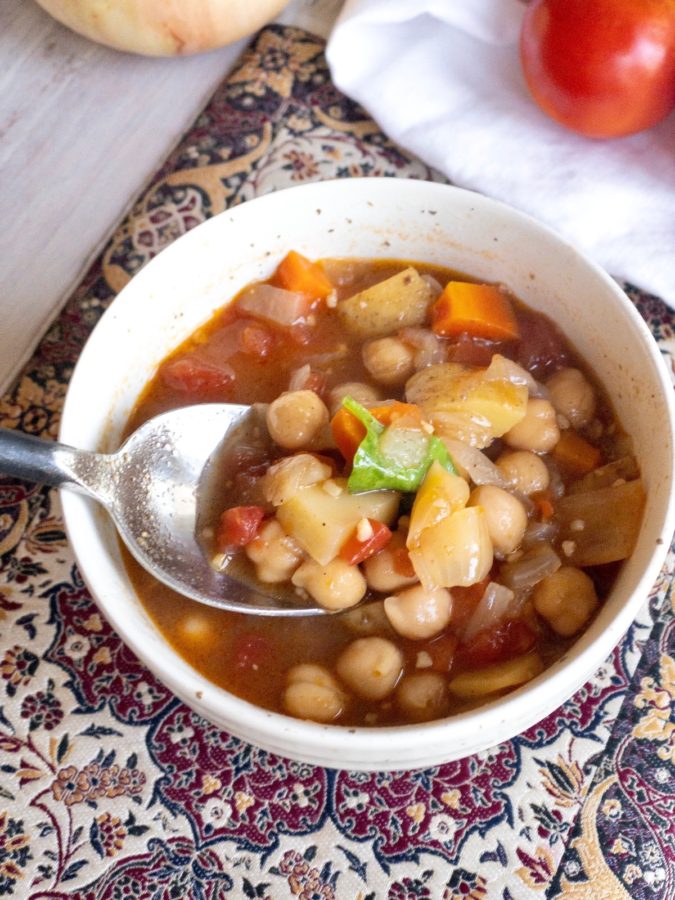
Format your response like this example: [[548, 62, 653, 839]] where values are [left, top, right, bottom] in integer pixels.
[[0, 0, 341, 396]]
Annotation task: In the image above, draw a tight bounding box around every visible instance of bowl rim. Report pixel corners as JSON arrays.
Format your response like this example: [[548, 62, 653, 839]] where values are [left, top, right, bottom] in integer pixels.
[[59, 177, 675, 769]]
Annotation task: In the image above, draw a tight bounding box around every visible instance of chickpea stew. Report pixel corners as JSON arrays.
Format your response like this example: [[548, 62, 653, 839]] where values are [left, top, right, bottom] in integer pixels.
[[123, 253, 645, 727]]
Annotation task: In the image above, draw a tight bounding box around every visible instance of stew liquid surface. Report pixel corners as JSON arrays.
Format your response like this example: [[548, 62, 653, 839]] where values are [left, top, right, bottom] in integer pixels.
[[123, 256, 643, 727]]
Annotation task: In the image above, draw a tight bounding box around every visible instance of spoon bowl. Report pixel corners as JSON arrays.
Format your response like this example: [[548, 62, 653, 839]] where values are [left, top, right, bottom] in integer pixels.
[[0, 405, 326, 615]]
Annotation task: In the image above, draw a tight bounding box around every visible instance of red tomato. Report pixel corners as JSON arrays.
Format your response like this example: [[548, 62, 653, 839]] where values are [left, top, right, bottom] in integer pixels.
[[232, 633, 273, 672], [161, 356, 234, 396], [392, 544, 416, 579], [216, 506, 266, 552], [238, 323, 273, 358], [515, 309, 569, 379], [445, 335, 504, 368], [420, 633, 459, 673], [456, 619, 537, 670], [520, 0, 675, 138], [449, 576, 492, 633], [339, 519, 393, 565]]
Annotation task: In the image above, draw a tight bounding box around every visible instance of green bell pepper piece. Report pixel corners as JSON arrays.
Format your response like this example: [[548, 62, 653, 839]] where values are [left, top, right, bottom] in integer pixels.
[[343, 397, 456, 493]]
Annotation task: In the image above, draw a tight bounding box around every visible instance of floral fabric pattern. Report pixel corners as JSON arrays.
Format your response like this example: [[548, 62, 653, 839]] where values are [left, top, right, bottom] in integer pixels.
[[0, 26, 672, 898]]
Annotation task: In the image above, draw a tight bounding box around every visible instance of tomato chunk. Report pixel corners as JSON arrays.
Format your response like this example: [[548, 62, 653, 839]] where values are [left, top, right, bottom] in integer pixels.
[[449, 576, 491, 633], [392, 544, 416, 578], [161, 357, 234, 396], [446, 334, 503, 368], [238, 323, 273, 358], [339, 519, 392, 565], [232, 633, 273, 672], [456, 619, 537, 670], [216, 506, 266, 552], [421, 633, 459, 673]]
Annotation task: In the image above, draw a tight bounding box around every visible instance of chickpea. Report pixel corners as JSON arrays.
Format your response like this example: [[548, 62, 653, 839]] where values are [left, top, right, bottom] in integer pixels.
[[384, 585, 452, 640], [396, 672, 449, 722], [362, 337, 415, 387], [363, 531, 419, 593], [266, 390, 329, 450], [283, 664, 346, 722], [178, 613, 217, 648], [263, 453, 332, 507], [336, 637, 403, 701], [291, 558, 366, 611], [496, 450, 550, 495], [533, 566, 598, 636], [546, 367, 596, 429], [504, 398, 560, 453], [468, 485, 527, 556], [329, 381, 382, 416], [245, 519, 303, 583]]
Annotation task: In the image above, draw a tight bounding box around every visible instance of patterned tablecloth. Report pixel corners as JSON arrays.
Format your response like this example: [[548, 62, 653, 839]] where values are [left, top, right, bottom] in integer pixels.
[[0, 26, 673, 900]]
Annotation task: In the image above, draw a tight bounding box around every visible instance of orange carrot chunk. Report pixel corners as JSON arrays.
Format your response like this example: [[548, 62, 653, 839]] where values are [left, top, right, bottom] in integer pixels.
[[431, 282, 520, 341], [553, 430, 602, 476], [274, 251, 334, 300], [331, 407, 367, 466]]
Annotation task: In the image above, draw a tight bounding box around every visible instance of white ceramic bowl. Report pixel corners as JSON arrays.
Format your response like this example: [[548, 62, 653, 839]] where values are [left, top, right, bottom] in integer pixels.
[[60, 178, 675, 771]]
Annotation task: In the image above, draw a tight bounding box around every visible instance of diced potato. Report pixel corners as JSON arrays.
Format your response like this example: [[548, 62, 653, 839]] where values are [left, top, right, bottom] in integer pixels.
[[406, 364, 528, 448], [263, 454, 333, 507], [408, 461, 470, 543], [408, 506, 493, 589], [556, 479, 645, 566], [276, 478, 399, 565], [448, 651, 544, 698], [567, 455, 639, 495], [337, 267, 436, 338]]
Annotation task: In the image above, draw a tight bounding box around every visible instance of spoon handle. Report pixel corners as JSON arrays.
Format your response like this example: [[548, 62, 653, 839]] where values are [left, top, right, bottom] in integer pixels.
[[0, 427, 104, 497]]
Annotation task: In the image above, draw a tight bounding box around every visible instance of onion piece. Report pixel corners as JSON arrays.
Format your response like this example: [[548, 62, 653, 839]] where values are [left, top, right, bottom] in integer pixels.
[[555, 479, 645, 566], [421, 274, 443, 298], [409, 507, 492, 590], [441, 438, 506, 487], [545, 459, 566, 499], [399, 327, 447, 370], [522, 520, 559, 547], [485, 354, 548, 398], [289, 364, 311, 392], [499, 543, 561, 591], [449, 651, 544, 698], [288, 364, 326, 395], [237, 283, 312, 328], [463, 581, 515, 641]]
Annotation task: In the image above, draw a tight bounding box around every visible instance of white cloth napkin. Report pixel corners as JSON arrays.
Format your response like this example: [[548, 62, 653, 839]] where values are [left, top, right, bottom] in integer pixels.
[[326, 0, 675, 305]]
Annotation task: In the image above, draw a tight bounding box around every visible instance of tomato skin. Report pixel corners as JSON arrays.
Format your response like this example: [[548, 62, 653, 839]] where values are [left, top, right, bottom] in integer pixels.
[[216, 506, 266, 552], [238, 323, 273, 358], [420, 633, 459, 673], [339, 519, 393, 565], [520, 0, 675, 138], [456, 619, 537, 670], [161, 356, 234, 396]]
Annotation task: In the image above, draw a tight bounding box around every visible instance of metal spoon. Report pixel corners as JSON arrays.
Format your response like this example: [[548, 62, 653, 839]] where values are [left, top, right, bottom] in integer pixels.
[[0, 404, 326, 616]]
